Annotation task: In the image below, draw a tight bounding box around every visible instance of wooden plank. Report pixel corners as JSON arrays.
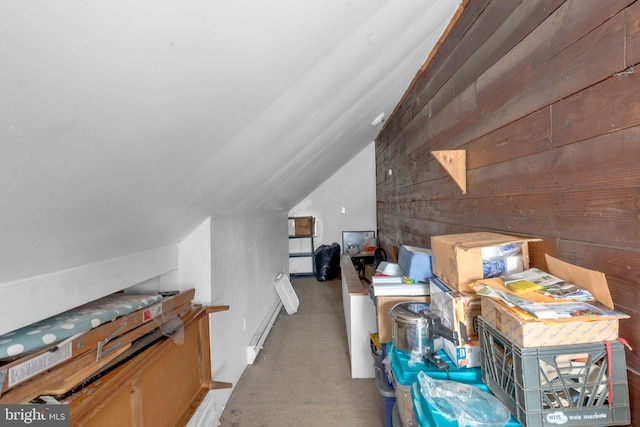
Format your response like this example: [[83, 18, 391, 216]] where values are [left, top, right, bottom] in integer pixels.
[[383, 0, 490, 137], [467, 126, 640, 198], [424, 83, 479, 150], [380, 128, 640, 246], [386, 106, 551, 187], [475, 2, 627, 140], [626, 1, 640, 66], [417, 0, 562, 126], [141, 315, 202, 425], [392, 0, 631, 156], [467, 107, 551, 169], [130, 376, 144, 427], [477, 0, 629, 104], [40, 343, 132, 396], [409, 0, 491, 112], [454, 0, 564, 97], [383, 185, 640, 249], [65, 305, 214, 425], [556, 240, 640, 288], [340, 256, 367, 296], [552, 71, 640, 146], [404, 189, 640, 249]]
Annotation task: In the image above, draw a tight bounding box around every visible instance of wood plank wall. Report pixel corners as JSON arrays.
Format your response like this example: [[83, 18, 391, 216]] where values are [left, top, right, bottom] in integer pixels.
[[375, 0, 640, 420]]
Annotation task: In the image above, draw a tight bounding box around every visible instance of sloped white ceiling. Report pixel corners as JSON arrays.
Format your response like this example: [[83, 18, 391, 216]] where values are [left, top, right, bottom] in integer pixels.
[[0, 0, 460, 283]]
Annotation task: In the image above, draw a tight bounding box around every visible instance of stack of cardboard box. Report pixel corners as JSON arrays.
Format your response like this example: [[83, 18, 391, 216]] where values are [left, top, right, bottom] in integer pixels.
[[428, 232, 536, 368], [427, 231, 631, 426]]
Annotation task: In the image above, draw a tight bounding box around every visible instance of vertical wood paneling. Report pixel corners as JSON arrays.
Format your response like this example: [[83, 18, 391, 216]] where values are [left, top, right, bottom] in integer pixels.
[[376, 0, 640, 415]]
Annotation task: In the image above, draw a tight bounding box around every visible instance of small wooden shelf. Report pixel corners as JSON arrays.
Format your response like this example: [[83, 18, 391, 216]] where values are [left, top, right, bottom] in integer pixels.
[[432, 150, 466, 194]]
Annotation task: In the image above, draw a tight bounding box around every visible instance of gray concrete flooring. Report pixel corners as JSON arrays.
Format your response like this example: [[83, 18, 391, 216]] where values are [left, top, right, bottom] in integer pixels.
[[218, 276, 384, 427]]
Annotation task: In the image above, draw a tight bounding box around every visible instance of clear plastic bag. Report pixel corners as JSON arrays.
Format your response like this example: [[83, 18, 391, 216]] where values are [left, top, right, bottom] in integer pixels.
[[481, 243, 522, 278], [417, 371, 511, 427]]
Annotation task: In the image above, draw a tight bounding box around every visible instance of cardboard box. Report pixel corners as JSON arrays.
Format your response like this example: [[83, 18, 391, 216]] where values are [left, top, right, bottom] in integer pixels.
[[479, 254, 625, 347], [289, 216, 315, 236], [480, 297, 619, 347], [364, 264, 375, 283], [376, 295, 430, 343], [428, 278, 480, 345], [429, 277, 482, 368], [431, 232, 537, 292], [442, 338, 482, 368]]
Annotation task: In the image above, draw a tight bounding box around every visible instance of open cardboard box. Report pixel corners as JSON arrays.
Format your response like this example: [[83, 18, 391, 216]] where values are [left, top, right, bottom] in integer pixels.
[[429, 277, 480, 345], [429, 277, 482, 368], [477, 254, 628, 347], [441, 338, 482, 369], [431, 232, 539, 293]]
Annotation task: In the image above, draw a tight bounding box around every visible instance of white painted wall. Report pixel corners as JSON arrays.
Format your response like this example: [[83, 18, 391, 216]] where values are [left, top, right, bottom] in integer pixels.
[[289, 141, 377, 250], [0, 246, 179, 336], [206, 212, 289, 421], [177, 218, 213, 305]]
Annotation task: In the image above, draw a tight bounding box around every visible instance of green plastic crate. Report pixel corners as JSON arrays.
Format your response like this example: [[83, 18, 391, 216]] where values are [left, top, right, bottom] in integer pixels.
[[479, 317, 630, 427]]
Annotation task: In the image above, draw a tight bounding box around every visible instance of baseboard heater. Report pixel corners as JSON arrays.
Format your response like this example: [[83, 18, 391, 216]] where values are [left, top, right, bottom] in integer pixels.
[[246, 298, 282, 364]]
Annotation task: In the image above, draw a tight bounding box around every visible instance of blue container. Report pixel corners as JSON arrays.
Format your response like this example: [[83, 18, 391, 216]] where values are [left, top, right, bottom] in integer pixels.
[[375, 358, 396, 427], [398, 245, 434, 282], [390, 345, 484, 385], [412, 382, 522, 427], [390, 345, 484, 426]]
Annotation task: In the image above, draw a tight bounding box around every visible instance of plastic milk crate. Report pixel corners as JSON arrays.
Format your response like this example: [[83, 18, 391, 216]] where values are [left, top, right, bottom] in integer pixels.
[[478, 317, 630, 427]]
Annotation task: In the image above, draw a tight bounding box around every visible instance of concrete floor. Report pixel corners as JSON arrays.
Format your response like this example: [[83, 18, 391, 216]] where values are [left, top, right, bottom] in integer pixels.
[[218, 276, 384, 427]]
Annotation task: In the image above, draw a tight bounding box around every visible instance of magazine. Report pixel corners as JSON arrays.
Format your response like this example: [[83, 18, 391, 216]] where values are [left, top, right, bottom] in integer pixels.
[[474, 282, 628, 320], [502, 268, 595, 302], [518, 301, 627, 320]]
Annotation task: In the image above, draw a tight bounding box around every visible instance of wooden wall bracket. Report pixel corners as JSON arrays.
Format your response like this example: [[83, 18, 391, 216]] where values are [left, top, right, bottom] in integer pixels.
[[432, 150, 467, 194]]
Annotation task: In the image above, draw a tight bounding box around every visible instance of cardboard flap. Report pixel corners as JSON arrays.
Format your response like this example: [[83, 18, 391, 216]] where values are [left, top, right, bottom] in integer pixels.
[[545, 254, 614, 309], [454, 233, 540, 250]]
